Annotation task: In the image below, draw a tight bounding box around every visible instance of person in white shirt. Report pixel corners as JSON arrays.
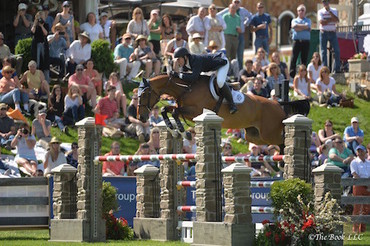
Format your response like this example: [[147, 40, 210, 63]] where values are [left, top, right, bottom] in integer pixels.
[[204, 4, 226, 49], [307, 52, 323, 89], [186, 7, 207, 43], [43, 137, 67, 176], [315, 66, 341, 105], [80, 12, 103, 43], [66, 31, 91, 74], [99, 12, 116, 50]]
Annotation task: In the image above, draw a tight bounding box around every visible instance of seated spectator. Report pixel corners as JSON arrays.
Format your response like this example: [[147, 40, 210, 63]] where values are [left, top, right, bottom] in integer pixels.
[[83, 59, 102, 96], [133, 143, 160, 168], [189, 33, 206, 55], [307, 52, 323, 85], [133, 35, 161, 78], [147, 127, 160, 154], [149, 105, 163, 128], [183, 127, 197, 154], [20, 60, 50, 100], [95, 85, 125, 129], [80, 12, 103, 43], [68, 64, 96, 108], [11, 123, 37, 176], [266, 62, 284, 96], [0, 57, 21, 84], [99, 12, 116, 49], [164, 29, 189, 61], [105, 72, 127, 116], [13, 3, 33, 45], [252, 47, 269, 72], [253, 61, 265, 79], [350, 145, 370, 233], [344, 117, 364, 155], [293, 64, 311, 100], [66, 142, 78, 168], [318, 142, 331, 165], [310, 131, 321, 158], [318, 120, 341, 144], [239, 59, 256, 87], [248, 76, 268, 98], [160, 14, 176, 55], [102, 141, 126, 176], [126, 90, 150, 142], [248, 143, 273, 177], [0, 33, 23, 76], [66, 31, 91, 75], [271, 51, 289, 81], [31, 109, 51, 149], [47, 85, 67, 133], [48, 23, 70, 79], [63, 85, 85, 125], [327, 136, 354, 177], [43, 137, 67, 176], [221, 139, 233, 168], [0, 65, 30, 115], [0, 103, 16, 149], [316, 66, 342, 105], [113, 33, 141, 82]]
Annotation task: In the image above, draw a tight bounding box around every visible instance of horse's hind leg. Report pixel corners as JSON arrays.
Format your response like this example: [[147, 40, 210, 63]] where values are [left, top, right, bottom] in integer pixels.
[[172, 108, 185, 132], [161, 106, 174, 130]]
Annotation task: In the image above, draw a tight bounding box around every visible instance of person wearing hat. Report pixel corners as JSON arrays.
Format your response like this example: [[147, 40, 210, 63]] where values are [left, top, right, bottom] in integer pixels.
[[0, 65, 30, 115], [48, 23, 70, 78], [148, 9, 161, 56], [189, 33, 206, 55], [44, 137, 67, 176], [13, 3, 33, 45], [327, 136, 354, 177], [52, 1, 75, 43], [133, 35, 160, 78], [80, 12, 103, 43], [100, 12, 116, 49], [344, 117, 364, 154], [126, 7, 149, 40], [113, 33, 141, 82], [31, 108, 52, 149], [0, 103, 16, 150], [350, 145, 370, 233], [66, 31, 91, 74]]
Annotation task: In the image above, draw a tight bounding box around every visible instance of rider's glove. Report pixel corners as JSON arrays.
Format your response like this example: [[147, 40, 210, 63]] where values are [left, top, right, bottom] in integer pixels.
[[170, 71, 179, 78]]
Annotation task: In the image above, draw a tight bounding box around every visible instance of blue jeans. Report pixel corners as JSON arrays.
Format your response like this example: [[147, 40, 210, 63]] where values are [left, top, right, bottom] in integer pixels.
[[320, 31, 341, 73], [0, 88, 29, 105], [36, 43, 45, 69], [255, 37, 269, 55], [64, 105, 85, 125], [0, 135, 14, 146], [237, 33, 245, 71], [346, 140, 360, 155]]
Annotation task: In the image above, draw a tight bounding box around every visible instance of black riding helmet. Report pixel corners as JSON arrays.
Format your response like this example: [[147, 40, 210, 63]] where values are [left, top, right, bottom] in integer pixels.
[[174, 47, 189, 59]]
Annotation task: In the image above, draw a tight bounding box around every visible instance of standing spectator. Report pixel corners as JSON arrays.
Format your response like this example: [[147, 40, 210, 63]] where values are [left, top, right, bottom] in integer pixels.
[[266, 63, 284, 95], [344, 117, 364, 154], [248, 76, 268, 98], [47, 85, 67, 133], [66, 31, 91, 75], [83, 59, 102, 96], [133, 35, 160, 78], [48, 23, 70, 79], [271, 51, 289, 81], [0, 103, 15, 149], [114, 33, 141, 82], [189, 33, 206, 55], [102, 141, 126, 176], [105, 72, 127, 116], [350, 145, 370, 233], [43, 137, 67, 176], [307, 52, 323, 85], [11, 123, 37, 177], [31, 11, 50, 82], [250, 2, 272, 55], [80, 12, 103, 43], [186, 7, 207, 42], [160, 14, 176, 56], [126, 7, 149, 40], [66, 142, 78, 168], [318, 120, 341, 144], [68, 64, 96, 108], [239, 59, 256, 86], [290, 4, 311, 78], [31, 109, 52, 149], [222, 4, 241, 62], [205, 4, 226, 49], [327, 136, 354, 177], [218, 0, 252, 71], [147, 9, 161, 56], [13, 3, 33, 45], [42, 5, 54, 34], [318, 0, 340, 73], [20, 60, 50, 100], [0, 66, 30, 114], [293, 64, 311, 100], [149, 105, 163, 128], [316, 66, 341, 105], [99, 12, 116, 49], [126, 89, 150, 142], [63, 85, 84, 125], [53, 1, 75, 43]]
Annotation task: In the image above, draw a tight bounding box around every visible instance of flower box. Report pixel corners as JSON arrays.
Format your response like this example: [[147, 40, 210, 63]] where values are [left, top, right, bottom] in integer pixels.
[[348, 59, 370, 73]]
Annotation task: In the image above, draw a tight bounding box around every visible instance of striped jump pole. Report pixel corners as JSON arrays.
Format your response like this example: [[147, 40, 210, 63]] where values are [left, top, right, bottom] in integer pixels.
[[177, 181, 196, 188], [222, 155, 285, 163], [250, 181, 276, 188], [94, 154, 197, 162], [251, 206, 275, 214], [177, 206, 196, 212]]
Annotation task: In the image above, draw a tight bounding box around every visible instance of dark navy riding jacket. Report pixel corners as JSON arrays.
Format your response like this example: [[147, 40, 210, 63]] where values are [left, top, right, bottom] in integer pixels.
[[180, 53, 227, 83]]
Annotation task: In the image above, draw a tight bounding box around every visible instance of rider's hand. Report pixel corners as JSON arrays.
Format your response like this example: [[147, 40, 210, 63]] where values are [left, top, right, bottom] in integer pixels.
[[170, 71, 179, 78]]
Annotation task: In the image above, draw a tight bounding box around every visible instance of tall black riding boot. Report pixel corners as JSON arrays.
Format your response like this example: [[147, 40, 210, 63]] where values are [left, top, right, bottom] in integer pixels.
[[220, 84, 237, 114]]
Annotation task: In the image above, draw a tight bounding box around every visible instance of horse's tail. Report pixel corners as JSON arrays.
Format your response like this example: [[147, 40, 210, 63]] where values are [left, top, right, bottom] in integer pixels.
[[279, 99, 310, 117]]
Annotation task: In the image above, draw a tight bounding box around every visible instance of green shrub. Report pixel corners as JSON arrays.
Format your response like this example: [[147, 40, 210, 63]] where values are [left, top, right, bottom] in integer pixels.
[[15, 38, 32, 73], [91, 39, 116, 78], [102, 181, 119, 215], [270, 178, 313, 216]]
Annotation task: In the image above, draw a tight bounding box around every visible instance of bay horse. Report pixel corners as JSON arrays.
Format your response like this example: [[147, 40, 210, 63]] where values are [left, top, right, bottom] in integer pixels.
[[138, 74, 309, 145]]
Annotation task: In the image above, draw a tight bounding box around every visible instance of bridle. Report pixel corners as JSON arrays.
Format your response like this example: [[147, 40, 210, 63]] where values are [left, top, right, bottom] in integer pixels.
[[138, 82, 160, 114]]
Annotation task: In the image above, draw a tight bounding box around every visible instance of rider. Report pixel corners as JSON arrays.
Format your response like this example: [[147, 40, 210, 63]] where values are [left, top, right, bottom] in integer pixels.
[[171, 47, 237, 114]]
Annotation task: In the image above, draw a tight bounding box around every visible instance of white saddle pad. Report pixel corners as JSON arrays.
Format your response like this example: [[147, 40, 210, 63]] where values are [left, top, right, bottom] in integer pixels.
[[209, 75, 245, 104]]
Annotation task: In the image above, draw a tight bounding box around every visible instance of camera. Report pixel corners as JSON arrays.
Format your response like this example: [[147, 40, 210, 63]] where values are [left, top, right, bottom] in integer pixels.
[[38, 18, 44, 24], [22, 128, 29, 135], [59, 32, 65, 36]]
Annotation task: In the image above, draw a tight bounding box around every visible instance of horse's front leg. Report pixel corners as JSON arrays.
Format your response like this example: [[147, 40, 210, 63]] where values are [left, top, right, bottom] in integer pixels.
[[161, 106, 174, 130], [172, 107, 185, 132]]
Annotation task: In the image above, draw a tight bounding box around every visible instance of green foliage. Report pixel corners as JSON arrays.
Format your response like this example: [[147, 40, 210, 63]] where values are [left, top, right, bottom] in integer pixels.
[[91, 39, 116, 77], [270, 178, 313, 216], [15, 38, 32, 73], [102, 181, 119, 215]]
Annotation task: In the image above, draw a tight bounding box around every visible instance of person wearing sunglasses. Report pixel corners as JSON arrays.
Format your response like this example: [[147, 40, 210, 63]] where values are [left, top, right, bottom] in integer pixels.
[[327, 136, 354, 178], [344, 117, 364, 155], [126, 7, 149, 40], [318, 119, 341, 144], [52, 1, 75, 43], [68, 63, 96, 108], [316, 66, 341, 105], [44, 137, 66, 176]]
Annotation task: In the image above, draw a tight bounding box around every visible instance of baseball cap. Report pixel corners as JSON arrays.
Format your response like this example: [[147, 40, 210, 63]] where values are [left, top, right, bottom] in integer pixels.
[[100, 12, 108, 18], [18, 3, 27, 11], [355, 145, 366, 152], [351, 117, 359, 123], [38, 109, 47, 115], [62, 1, 70, 7], [151, 9, 159, 15]]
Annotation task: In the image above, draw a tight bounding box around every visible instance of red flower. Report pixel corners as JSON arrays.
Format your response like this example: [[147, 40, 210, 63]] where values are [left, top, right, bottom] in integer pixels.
[[265, 231, 272, 238], [302, 219, 314, 231], [281, 231, 286, 241], [283, 221, 289, 227], [290, 224, 295, 232], [274, 234, 280, 244], [262, 219, 270, 225]]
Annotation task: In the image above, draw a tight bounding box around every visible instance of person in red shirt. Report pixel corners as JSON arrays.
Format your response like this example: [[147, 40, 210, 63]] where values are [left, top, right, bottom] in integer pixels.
[[102, 141, 126, 176], [68, 64, 96, 108]]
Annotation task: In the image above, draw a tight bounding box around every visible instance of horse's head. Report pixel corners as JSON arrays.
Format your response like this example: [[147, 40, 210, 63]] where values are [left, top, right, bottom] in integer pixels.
[[137, 78, 159, 123]]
